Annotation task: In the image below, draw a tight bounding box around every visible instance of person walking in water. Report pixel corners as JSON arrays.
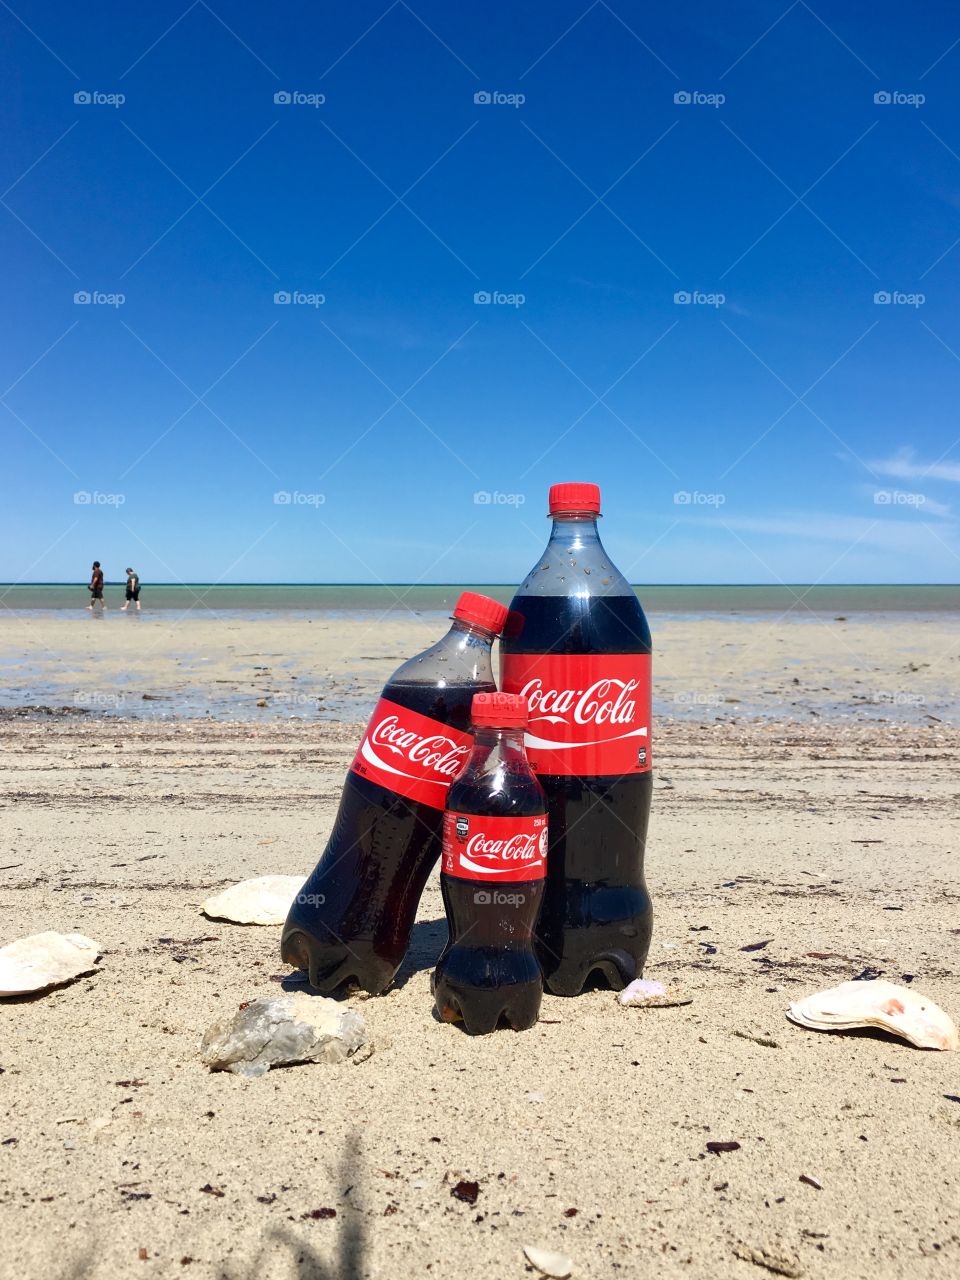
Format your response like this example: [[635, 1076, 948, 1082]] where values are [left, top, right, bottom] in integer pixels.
[[88, 561, 105, 610], [121, 567, 141, 612]]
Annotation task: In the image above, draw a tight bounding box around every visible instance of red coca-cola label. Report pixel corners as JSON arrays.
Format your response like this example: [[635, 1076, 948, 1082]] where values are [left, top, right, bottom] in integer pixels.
[[350, 697, 472, 809], [442, 810, 547, 882], [501, 653, 651, 776]]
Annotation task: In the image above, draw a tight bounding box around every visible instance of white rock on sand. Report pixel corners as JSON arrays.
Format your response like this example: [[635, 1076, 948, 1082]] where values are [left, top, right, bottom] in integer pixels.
[[200, 875, 306, 925], [0, 932, 100, 997], [200, 992, 367, 1078]]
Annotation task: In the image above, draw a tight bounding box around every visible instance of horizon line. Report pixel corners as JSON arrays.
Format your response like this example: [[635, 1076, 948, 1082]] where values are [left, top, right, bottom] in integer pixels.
[[3, 582, 958, 590]]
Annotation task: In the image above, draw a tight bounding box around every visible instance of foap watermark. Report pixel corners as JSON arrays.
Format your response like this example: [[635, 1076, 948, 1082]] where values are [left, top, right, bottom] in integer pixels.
[[74, 689, 128, 710], [474, 90, 525, 108], [274, 490, 325, 507], [873, 690, 926, 706], [674, 290, 725, 307], [674, 90, 725, 108], [474, 489, 526, 506], [274, 290, 325, 307], [474, 290, 525, 308], [874, 290, 925, 307], [674, 490, 725, 507], [473, 889, 526, 906], [276, 690, 324, 710], [296, 892, 326, 907], [874, 489, 925, 508], [74, 90, 125, 108], [74, 490, 125, 506], [673, 690, 724, 708], [874, 90, 924, 108], [274, 90, 326, 107], [74, 290, 125, 307]]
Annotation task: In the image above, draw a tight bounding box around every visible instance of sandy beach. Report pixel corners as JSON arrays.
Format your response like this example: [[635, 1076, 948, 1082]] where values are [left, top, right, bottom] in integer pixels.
[[2, 611, 959, 1279]]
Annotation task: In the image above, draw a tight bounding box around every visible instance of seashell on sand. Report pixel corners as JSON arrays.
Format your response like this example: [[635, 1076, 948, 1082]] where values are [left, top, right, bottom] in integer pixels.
[[618, 978, 692, 1009], [0, 932, 100, 997], [200, 875, 306, 925], [522, 1244, 574, 1277], [787, 980, 958, 1051]]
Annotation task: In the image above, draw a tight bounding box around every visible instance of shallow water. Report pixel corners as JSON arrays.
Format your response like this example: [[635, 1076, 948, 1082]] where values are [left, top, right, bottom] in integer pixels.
[[3, 582, 958, 614], [1, 603, 957, 726]]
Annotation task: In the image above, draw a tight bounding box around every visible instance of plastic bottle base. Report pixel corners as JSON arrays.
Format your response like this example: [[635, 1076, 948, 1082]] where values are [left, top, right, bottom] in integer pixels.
[[281, 928, 397, 997], [540, 948, 642, 997], [432, 981, 541, 1036]]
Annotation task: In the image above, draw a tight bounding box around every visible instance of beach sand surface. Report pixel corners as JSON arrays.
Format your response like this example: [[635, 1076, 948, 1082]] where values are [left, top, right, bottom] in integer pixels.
[[1, 613, 959, 1279]]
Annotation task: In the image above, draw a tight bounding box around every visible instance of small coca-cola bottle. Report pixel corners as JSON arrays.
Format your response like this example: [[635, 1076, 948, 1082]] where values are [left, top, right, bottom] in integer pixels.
[[432, 692, 548, 1035], [282, 592, 509, 995]]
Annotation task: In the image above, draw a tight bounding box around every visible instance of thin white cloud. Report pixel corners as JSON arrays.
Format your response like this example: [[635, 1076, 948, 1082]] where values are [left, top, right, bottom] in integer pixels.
[[680, 510, 958, 554], [869, 446, 960, 484], [916, 496, 948, 517]]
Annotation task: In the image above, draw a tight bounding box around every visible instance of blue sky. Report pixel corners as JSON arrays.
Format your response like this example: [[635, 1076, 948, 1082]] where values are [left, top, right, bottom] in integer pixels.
[[3, 1, 960, 584]]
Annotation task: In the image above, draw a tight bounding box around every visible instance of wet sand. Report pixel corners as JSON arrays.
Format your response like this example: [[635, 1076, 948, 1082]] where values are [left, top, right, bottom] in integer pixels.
[[1, 610, 958, 724], [1, 613, 959, 1279]]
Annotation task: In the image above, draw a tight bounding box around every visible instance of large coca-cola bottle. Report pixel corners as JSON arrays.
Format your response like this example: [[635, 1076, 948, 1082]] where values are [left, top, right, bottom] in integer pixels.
[[282, 592, 508, 994], [501, 482, 652, 995]]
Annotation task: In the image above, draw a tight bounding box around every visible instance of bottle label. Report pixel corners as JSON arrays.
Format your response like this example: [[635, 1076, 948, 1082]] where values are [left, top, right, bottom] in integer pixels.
[[442, 811, 548, 882], [350, 697, 473, 809], [501, 653, 652, 776]]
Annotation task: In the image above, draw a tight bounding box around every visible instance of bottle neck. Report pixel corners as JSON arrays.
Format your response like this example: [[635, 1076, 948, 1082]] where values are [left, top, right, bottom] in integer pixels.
[[466, 726, 531, 790], [513, 509, 633, 600], [472, 725, 527, 752], [389, 617, 497, 688], [546, 514, 602, 554], [449, 618, 497, 645]]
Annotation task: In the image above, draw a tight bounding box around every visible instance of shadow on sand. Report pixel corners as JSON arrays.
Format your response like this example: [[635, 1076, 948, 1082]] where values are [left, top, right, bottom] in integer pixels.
[[58, 1142, 368, 1280], [278, 917, 448, 998], [216, 1139, 366, 1280]]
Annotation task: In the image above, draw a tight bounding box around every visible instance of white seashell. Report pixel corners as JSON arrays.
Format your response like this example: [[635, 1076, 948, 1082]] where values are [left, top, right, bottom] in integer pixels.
[[523, 1244, 574, 1277], [0, 932, 100, 996], [787, 980, 958, 1051], [618, 978, 692, 1008], [200, 875, 306, 925]]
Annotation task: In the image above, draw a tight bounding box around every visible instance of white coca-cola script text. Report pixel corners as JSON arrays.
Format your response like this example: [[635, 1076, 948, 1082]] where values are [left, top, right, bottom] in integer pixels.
[[369, 715, 469, 778], [519, 677, 639, 726]]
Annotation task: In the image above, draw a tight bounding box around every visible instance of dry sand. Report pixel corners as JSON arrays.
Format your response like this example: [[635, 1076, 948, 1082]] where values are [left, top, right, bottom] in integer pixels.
[[1, 613, 959, 1279]]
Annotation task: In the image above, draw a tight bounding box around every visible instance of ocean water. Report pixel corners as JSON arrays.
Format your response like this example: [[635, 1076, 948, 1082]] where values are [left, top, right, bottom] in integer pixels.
[[1, 583, 957, 616]]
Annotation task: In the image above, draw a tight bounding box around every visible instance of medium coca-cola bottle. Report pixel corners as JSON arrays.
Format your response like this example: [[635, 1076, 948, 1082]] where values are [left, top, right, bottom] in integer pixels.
[[282, 592, 509, 994], [500, 482, 653, 995], [432, 692, 547, 1034]]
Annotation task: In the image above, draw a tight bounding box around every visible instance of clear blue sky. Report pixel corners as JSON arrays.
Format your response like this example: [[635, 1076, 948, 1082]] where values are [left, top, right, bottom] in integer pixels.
[[3, 1, 960, 584]]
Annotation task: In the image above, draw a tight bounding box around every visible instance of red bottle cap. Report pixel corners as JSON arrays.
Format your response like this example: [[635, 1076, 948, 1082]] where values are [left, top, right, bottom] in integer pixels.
[[471, 691, 528, 727], [453, 591, 510, 635], [548, 482, 601, 516]]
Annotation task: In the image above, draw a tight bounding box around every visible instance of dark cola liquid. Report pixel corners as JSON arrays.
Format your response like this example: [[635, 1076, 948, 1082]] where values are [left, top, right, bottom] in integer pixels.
[[502, 593, 653, 996], [432, 742, 545, 1034], [281, 678, 493, 994]]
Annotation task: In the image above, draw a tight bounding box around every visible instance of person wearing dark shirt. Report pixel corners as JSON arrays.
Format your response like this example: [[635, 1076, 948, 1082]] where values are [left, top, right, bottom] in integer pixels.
[[121, 568, 141, 612], [88, 561, 105, 610]]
